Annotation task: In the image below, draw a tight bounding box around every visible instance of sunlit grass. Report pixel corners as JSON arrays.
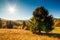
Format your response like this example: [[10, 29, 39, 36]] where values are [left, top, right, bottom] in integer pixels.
[[51, 27, 60, 34], [0, 29, 59, 40]]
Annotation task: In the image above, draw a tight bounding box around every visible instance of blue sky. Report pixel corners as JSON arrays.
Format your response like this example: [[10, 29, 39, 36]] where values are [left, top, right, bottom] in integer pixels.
[[0, 0, 60, 20]]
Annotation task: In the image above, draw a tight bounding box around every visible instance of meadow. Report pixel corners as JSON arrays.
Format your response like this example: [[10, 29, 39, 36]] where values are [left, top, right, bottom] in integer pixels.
[[0, 29, 60, 40]]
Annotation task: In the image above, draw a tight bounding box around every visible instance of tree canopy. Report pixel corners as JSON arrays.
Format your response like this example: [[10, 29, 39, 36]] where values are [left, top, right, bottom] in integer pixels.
[[30, 7, 54, 34]]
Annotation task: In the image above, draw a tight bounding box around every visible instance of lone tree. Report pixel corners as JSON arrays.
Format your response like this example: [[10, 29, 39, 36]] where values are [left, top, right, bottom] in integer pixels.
[[30, 7, 54, 34]]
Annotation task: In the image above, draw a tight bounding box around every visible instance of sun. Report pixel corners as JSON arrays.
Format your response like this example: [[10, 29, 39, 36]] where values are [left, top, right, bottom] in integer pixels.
[[7, 5, 16, 14], [8, 7, 15, 13]]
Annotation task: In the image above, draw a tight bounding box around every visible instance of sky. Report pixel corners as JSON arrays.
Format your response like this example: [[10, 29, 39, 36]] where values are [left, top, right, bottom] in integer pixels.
[[0, 0, 60, 20]]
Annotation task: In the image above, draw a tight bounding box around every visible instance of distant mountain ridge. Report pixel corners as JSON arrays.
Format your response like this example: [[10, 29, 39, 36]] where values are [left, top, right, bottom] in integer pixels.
[[0, 17, 60, 20], [54, 18, 60, 20]]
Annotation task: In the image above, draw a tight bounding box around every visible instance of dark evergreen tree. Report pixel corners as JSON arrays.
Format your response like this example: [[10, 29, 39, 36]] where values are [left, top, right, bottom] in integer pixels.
[[6, 21, 13, 28], [22, 21, 26, 29], [30, 7, 54, 34], [0, 18, 2, 28]]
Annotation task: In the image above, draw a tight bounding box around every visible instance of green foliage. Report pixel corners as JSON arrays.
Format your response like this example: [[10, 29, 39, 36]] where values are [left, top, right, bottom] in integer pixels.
[[29, 18, 38, 33], [6, 21, 13, 28], [30, 7, 54, 34]]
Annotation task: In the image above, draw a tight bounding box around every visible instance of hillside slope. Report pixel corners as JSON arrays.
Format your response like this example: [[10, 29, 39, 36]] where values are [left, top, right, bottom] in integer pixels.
[[0, 29, 59, 40], [53, 19, 60, 27]]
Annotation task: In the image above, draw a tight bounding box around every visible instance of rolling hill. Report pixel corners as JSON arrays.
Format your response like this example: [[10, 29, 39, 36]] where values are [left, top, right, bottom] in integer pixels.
[[0, 18, 60, 34]]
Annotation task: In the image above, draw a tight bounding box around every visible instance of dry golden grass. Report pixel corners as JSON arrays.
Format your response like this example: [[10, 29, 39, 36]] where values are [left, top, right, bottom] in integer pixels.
[[0, 29, 59, 40], [51, 27, 60, 34]]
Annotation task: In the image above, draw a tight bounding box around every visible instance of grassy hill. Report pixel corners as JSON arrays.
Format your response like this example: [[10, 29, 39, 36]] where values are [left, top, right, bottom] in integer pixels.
[[0, 18, 60, 34], [51, 19, 60, 34], [0, 29, 59, 40], [53, 19, 60, 27], [0, 18, 60, 27]]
